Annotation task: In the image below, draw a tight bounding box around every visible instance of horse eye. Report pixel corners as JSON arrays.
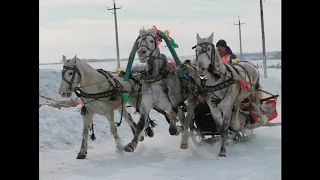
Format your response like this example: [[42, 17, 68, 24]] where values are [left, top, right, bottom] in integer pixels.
[[69, 72, 73, 76], [150, 40, 154, 43], [207, 47, 211, 51]]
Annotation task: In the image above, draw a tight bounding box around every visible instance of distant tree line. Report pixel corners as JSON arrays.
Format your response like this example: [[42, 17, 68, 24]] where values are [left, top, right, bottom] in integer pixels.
[[256, 63, 281, 69]]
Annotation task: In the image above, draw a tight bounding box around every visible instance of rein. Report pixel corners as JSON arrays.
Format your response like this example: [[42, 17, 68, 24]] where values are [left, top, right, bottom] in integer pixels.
[[74, 79, 107, 91]]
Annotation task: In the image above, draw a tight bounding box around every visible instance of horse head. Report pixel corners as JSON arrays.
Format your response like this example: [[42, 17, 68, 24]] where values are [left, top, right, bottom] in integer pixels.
[[194, 32, 221, 78], [59, 55, 82, 98], [137, 28, 160, 63]]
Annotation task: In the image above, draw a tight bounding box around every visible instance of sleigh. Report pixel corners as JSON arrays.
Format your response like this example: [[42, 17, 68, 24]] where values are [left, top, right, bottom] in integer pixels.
[[189, 93, 281, 146]]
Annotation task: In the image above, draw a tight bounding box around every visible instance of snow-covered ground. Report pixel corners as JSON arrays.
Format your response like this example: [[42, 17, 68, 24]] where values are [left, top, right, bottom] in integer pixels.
[[39, 67, 281, 180]]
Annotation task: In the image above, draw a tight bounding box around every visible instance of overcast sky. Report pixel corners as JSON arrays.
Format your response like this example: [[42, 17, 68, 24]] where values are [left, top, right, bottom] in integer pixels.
[[40, 0, 281, 63]]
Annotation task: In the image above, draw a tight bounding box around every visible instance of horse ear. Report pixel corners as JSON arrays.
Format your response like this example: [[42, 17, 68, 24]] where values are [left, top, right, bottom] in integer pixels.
[[70, 55, 77, 64], [209, 32, 214, 43], [62, 55, 67, 63], [196, 33, 201, 42], [139, 29, 144, 36]]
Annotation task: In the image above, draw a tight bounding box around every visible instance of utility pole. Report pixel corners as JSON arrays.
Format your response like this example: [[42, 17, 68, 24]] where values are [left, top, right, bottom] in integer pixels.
[[260, 0, 267, 78], [107, 0, 122, 69], [234, 14, 244, 61]]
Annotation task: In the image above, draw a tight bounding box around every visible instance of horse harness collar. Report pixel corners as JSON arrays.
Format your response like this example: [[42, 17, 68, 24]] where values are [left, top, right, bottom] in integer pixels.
[[140, 62, 187, 83]]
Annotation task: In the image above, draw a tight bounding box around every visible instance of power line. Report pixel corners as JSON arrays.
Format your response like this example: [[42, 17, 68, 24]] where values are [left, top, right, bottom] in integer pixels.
[[107, 0, 122, 69], [234, 14, 245, 60]]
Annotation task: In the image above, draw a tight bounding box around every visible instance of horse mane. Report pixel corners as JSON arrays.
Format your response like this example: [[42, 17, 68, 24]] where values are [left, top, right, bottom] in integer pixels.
[[74, 58, 102, 80]]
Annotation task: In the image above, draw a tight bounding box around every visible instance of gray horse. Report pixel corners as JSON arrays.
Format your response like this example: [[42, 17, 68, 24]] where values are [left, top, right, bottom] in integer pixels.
[[123, 28, 203, 152], [58, 55, 155, 159], [194, 33, 264, 157]]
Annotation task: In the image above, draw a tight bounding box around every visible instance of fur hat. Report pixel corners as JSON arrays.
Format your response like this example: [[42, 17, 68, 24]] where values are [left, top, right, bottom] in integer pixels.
[[216, 39, 227, 47]]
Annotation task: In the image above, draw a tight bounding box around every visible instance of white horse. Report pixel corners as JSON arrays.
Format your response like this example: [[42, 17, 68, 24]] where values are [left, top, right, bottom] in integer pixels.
[[123, 28, 203, 152], [194, 33, 265, 157], [58, 55, 145, 159]]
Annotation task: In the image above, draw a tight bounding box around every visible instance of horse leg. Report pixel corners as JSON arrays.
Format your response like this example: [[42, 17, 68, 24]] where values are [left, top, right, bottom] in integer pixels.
[[219, 108, 233, 157], [168, 108, 180, 136], [230, 106, 242, 136], [104, 110, 123, 153], [144, 115, 155, 137], [116, 106, 144, 142], [180, 97, 197, 149], [76, 110, 93, 159], [205, 99, 229, 157], [124, 96, 152, 152]]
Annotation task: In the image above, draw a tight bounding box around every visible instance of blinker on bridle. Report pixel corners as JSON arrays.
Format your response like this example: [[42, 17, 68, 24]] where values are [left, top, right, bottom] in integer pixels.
[[137, 34, 157, 55], [62, 65, 81, 92], [192, 42, 221, 79]]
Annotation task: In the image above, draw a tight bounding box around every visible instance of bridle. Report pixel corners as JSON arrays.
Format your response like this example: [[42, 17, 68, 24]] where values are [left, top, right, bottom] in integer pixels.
[[192, 42, 216, 67], [137, 33, 167, 76], [137, 33, 159, 59], [61, 65, 81, 92], [192, 42, 223, 80]]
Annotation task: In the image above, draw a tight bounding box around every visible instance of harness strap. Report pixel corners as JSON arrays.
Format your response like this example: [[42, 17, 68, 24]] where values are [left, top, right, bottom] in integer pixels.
[[232, 63, 252, 87], [202, 78, 235, 92]]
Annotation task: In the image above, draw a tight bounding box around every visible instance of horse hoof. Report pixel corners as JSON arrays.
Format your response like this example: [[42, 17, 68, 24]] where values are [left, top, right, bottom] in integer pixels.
[[218, 152, 227, 157], [169, 127, 177, 136], [147, 129, 154, 137], [124, 144, 134, 152], [180, 144, 188, 149], [140, 135, 145, 141], [76, 153, 87, 159]]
